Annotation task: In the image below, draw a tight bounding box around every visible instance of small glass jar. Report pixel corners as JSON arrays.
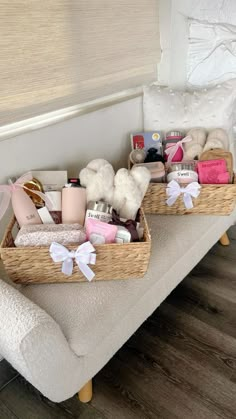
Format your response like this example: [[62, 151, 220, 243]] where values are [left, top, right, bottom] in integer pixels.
[[164, 131, 184, 162], [167, 170, 198, 184], [167, 161, 197, 173], [166, 161, 198, 184], [85, 201, 113, 223]]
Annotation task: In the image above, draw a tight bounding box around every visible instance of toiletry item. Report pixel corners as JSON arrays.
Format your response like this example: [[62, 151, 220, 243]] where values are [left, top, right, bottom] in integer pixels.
[[86, 218, 117, 244], [0, 172, 50, 225], [86, 201, 113, 223], [31, 171, 67, 191], [197, 159, 230, 184], [164, 131, 184, 162], [133, 162, 165, 183], [129, 149, 146, 164], [45, 191, 62, 224], [109, 209, 139, 241], [68, 178, 81, 186], [200, 149, 233, 183], [23, 177, 44, 208], [38, 207, 55, 224], [65, 178, 81, 188], [115, 226, 131, 243], [167, 170, 198, 184], [130, 131, 163, 154], [15, 223, 86, 247], [45, 191, 62, 211], [10, 180, 42, 227], [62, 183, 86, 225]]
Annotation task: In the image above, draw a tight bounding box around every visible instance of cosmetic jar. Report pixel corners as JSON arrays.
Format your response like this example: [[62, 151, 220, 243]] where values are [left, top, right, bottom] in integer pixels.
[[167, 162, 196, 173], [164, 130, 184, 162], [129, 149, 146, 165], [167, 170, 198, 184], [165, 131, 184, 143], [86, 201, 113, 223]]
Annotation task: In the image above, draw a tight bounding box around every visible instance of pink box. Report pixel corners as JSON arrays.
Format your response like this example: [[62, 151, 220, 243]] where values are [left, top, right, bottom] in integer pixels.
[[197, 159, 230, 184]]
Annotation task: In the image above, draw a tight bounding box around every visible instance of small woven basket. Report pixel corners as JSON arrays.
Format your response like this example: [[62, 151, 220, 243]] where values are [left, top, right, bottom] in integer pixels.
[[0, 208, 151, 284], [142, 178, 236, 215]]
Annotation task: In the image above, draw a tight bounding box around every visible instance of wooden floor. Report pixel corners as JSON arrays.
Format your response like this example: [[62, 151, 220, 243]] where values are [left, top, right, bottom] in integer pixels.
[[1, 228, 236, 419]]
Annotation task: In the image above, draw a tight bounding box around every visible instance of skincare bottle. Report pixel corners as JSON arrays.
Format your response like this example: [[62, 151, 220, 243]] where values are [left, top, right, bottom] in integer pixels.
[[62, 180, 86, 225], [10, 180, 42, 227]]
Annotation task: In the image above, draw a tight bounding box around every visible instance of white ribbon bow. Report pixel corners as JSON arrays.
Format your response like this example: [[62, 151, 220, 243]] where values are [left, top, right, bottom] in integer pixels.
[[50, 241, 96, 281], [165, 135, 193, 162], [166, 180, 201, 209]]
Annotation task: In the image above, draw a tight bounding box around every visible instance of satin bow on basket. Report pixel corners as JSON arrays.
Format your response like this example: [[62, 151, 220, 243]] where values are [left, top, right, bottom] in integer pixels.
[[166, 180, 201, 209], [49, 241, 96, 281]]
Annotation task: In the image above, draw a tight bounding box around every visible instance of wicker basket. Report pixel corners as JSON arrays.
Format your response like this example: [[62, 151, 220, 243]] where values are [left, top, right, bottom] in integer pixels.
[[142, 178, 236, 215], [0, 209, 151, 284]]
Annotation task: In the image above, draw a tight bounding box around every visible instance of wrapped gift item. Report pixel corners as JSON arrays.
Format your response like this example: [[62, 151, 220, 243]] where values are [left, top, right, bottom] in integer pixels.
[[15, 223, 86, 247]]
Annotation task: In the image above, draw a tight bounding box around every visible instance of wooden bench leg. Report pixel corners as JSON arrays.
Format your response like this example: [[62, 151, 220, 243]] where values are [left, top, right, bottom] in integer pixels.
[[219, 232, 230, 246], [78, 379, 93, 403]]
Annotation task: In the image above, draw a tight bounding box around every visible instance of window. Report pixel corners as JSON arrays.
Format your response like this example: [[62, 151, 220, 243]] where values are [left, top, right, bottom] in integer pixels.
[[0, 1, 161, 127]]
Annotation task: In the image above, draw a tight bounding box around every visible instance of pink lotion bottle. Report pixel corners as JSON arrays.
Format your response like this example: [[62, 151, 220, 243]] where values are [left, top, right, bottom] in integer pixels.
[[10, 181, 42, 227]]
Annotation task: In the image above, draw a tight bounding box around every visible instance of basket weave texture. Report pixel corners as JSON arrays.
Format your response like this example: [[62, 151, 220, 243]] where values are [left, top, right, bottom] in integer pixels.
[[0, 209, 151, 284], [142, 177, 236, 215]]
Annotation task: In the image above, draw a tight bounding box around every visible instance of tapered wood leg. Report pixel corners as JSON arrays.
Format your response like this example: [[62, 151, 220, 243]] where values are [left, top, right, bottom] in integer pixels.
[[78, 379, 92, 403], [219, 232, 230, 246]]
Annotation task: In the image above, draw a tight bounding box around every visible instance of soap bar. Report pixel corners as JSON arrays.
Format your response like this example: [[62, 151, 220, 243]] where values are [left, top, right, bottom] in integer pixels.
[[15, 223, 86, 247]]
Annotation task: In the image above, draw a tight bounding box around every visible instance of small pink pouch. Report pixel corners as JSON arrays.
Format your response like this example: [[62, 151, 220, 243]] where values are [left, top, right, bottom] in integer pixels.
[[86, 218, 117, 244]]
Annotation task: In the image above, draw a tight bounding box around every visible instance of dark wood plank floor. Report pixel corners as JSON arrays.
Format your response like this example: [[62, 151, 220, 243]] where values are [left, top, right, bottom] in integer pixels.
[[1, 227, 236, 419]]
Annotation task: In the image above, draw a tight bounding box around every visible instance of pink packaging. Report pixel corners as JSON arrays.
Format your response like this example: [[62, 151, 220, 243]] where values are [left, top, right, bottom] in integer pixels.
[[164, 142, 183, 162], [164, 132, 184, 162], [197, 159, 229, 184], [85, 218, 117, 245]]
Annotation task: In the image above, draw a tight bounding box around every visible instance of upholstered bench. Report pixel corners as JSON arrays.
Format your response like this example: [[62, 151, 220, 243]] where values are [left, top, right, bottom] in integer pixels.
[[0, 212, 235, 402]]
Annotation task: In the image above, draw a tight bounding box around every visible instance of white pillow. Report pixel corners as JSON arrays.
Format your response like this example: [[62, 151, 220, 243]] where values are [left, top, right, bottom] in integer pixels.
[[187, 19, 236, 87], [143, 80, 236, 167]]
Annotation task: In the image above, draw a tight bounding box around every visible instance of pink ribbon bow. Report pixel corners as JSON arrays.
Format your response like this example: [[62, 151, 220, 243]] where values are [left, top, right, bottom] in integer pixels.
[[0, 172, 52, 220], [165, 135, 193, 162]]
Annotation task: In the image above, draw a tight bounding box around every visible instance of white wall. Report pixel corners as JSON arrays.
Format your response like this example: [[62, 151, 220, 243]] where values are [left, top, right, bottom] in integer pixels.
[[0, 96, 143, 184], [159, 0, 236, 88]]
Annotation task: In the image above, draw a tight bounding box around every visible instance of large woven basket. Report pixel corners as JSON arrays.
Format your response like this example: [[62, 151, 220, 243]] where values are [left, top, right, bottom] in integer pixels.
[[142, 178, 236, 215], [0, 209, 151, 284]]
